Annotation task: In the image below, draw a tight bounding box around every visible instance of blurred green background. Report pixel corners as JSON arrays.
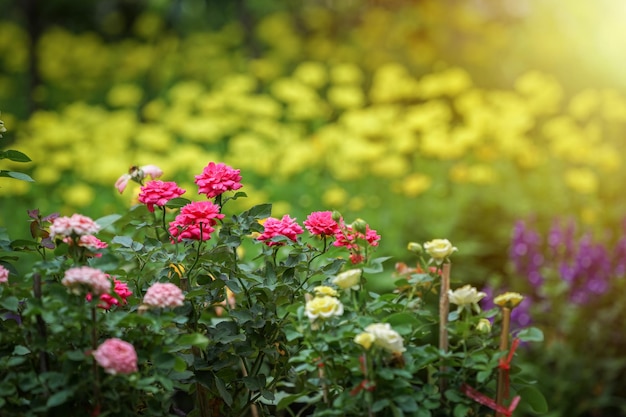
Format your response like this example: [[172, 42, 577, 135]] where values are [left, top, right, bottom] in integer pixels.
[[2, 0, 626, 414]]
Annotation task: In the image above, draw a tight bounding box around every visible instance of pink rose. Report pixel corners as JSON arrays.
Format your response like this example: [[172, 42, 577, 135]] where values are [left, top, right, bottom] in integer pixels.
[[257, 215, 304, 246], [195, 162, 243, 198], [168, 201, 224, 242], [304, 211, 341, 237], [0, 265, 9, 283], [50, 214, 100, 239], [62, 266, 111, 295], [143, 282, 184, 308], [92, 338, 138, 375], [87, 278, 132, 310], [138, 180, 186, 212]]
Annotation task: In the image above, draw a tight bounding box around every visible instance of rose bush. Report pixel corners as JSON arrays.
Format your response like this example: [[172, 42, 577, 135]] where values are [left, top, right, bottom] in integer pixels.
[[0, 156, 545, 416]]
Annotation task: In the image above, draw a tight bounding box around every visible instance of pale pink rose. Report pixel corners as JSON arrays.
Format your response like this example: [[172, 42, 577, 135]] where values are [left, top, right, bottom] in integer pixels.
[[257, 215, 304, 246], [50, 214, 100, 239], [62, 235, 108, 257], [115, 165, 163, 194], [143, 282, 184, 308], [138, 180, 186, 212], [0, 265, 9, 283], [62, 266, 111, 295], [195, 162, 243, 198], [92, 338, 138, 375], [168, 201, 225, 242], [303, 211, 340, 237]]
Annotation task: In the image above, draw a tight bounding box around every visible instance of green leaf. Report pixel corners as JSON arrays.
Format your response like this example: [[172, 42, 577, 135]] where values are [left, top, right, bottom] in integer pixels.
[[176, 333, 210, 349], [95, 214, 122, 229], [248, 203, 272, 219], [46, 389, 73, 408], [5, 150, 31, 162], [516, 327, 544, 343], [165, 197, 192, 209], [0, 170, 34, 182], [518, 386, 548, 413], [243, 375, 266, 391], [384, 312, 421, 335], [215, 376, 233, 406], [12, 345, 30, 356], [0, 296, 19, 312], [453, 403, 471, 417]]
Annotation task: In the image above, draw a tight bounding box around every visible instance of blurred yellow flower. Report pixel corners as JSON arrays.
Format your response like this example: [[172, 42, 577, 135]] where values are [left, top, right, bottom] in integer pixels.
[[564, 168, 598, 195], [322, 186, 348, 208], [107, 83, 143, 108], [62, 183, 95, 208], [401, 173, 432, 197]]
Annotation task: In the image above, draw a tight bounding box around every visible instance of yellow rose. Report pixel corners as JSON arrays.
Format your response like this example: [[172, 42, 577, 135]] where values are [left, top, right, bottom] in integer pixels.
[[313, 286, 338, 297], [364, 323, 405, 354], [305, 296, 344, 321], [494, 292, 525, 309], [354, 332, 375, 350], [331, 269, 362, 290], [423, 239, 457, 264]]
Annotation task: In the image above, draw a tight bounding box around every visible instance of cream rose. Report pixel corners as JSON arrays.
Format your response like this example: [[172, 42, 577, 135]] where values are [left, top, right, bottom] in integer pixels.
[[314, 286, 338, 297], [305, 295, 344, 321], [331, 269, 362, 290], [448, 284, 487, 313], [364, 323, 406, 353], [423, 239, 457, 264]]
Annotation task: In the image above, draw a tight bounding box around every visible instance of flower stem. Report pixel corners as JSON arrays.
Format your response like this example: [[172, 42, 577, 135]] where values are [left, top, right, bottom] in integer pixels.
[[496, 307, 511, 417], [439, 262, 451, 393]]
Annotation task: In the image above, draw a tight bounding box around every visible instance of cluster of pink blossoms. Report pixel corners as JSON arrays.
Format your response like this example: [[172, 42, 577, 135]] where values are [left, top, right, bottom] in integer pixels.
[[49, 214, 101, 239], [0, 265, 9, 283], [195, 162, 243, 198], [257, 215, 304, 246], [169, 201, 225, 242], [333, 220, 381, 264], [143, 282, 185, 308], [258, 211, 381, 264], [138, 180, 186, 212], [87, 277, 133, 310], [92, 338, 138, 375], [62, 266, 111, 296]]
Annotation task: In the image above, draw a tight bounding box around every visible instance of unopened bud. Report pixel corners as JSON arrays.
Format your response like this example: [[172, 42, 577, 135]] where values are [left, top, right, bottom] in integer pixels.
[[331, 210, 342, 222], [407, 242, 423, 254], [476, 318, 492, 334], [352, 218, 368, 234]]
